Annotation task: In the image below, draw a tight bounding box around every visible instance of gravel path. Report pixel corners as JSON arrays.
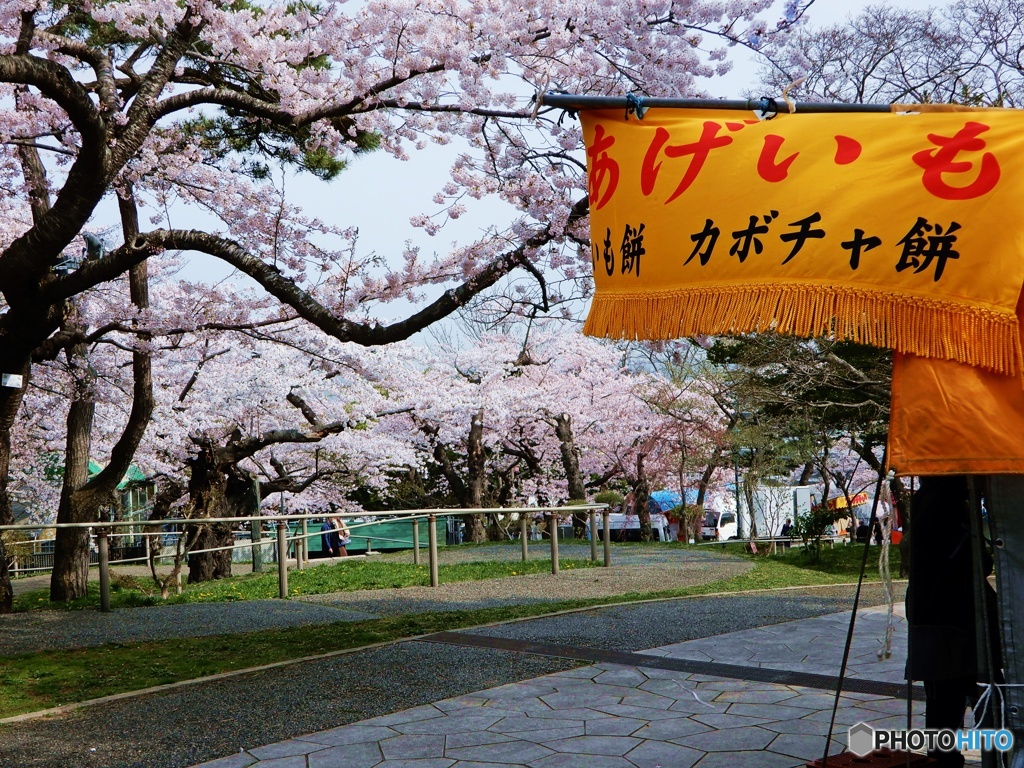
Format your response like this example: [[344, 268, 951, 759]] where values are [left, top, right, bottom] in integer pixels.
[[0, 585, 894, 768], [300, 546, 753, 616], [0, 546, 753, 656]]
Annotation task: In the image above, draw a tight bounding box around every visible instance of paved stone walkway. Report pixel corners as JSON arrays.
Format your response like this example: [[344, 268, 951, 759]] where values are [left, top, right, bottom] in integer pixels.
[[191, 603, 981, 768]]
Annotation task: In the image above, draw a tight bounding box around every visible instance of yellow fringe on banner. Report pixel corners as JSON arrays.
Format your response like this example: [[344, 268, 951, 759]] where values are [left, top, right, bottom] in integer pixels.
[[583, 284, 1023, 376]]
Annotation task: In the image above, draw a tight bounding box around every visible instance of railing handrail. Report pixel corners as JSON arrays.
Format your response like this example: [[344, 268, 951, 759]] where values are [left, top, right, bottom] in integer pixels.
[[0, 504, 608, 533]]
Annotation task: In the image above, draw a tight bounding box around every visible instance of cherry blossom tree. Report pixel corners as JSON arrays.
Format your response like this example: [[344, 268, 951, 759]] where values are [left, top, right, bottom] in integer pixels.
[[379, 329, 687, 541], [0, 0, 804, 609], [134, 316, 422, 583], [760, 0, 1024, 107]]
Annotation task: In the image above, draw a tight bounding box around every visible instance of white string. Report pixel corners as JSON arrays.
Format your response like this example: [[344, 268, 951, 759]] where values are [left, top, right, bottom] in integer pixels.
[[876, 479, 896, 661], [781, 77, 806, 113], [973, 681, 1024, 729], [672, 679, 718, 709]]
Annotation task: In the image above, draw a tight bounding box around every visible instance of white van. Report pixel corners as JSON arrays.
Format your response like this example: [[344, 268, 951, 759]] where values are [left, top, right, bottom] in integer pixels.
[[701, 509, 738, 541], [601, 512, 671, 541]]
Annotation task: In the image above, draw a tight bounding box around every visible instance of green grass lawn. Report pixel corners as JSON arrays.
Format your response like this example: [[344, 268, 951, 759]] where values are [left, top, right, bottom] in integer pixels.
[[12, 557, 599, 612], [0, 540, 902, 719]]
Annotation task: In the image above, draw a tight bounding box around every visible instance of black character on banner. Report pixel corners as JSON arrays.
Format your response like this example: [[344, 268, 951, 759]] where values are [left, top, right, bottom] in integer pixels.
[[621, 223, 646, 277], [686, 219, 720, 266], [602, 228, 614, 276], [841, 229, 883, 270], [730, 211, 777, 263], [779, 212, 825, 264], [895, 217, 961, 282]]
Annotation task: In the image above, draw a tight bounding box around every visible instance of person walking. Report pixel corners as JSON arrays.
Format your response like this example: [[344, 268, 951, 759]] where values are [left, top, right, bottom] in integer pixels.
[[320, 518, 338, 557], [334, 517, 350, 557]]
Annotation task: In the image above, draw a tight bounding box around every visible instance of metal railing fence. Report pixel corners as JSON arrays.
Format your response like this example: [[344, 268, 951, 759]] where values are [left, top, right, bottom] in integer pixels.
[[0, 505, 609, 612]]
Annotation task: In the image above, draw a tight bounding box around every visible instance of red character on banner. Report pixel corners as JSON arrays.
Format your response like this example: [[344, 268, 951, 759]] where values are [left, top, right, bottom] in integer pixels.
[[587, 125, 620, 211], [642, 122, 735, 203], [834, 135, 862, 165], [912, 122, 1000, 200], [757, 135, 799, 182]]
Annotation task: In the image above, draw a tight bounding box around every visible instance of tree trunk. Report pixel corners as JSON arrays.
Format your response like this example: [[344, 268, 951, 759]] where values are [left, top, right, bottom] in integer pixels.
[[187, 522, 234, 582], [554, 413, 588, 538], [465, 408, 487, 543], [0, 357, 29, 613], [185, 445, 234, 582], [50, 349, 96, 603], [50, 254, 154, 601], [634, 455, 652, 542]]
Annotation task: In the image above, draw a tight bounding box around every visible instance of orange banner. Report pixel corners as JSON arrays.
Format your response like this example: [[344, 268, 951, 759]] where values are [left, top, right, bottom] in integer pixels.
[[581, 108, 1024, 375], [889, 293, 1024, 474]]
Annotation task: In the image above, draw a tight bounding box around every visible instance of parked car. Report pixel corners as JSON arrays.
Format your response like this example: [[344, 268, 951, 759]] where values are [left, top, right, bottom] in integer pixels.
[[701, 509, 738, 541]]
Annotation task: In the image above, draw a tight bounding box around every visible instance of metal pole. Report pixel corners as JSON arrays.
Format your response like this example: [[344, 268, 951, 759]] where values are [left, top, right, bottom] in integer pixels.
[[412, 519, 420, 565], [589, 510, 598, 562], [603, 510, 611, 567], [428, 514, 439, 587], [537, 91, 893, 114], [294, 522, 303, 571], [734, 460, 744, 540], [521, 515, 528, 562], [276, 521, 288, 599], [987, 477, 1024, 768], [97, 528, 111, 613], [549, 512, 559, 575], [301, 518, 308, 565], [968, 478, 999, 768]]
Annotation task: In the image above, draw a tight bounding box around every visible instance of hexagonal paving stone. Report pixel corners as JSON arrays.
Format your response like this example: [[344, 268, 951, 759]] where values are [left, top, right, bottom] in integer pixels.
[[632, 717, 711, 741], [725, 702, 820, 720], [759, 717, 832, 736], [399, 713, 508, 735], [599, 703, 694, 720], [507, 727, 586, 744], [299, 725, 400, 747], [380, 734, 447, 761], [527, 708, 615, 722], [541, 692, 624, 710], [618, 691, 676, 711], [543, 736, 641, 756], [242, 758, 306, 768], [675, 725, 775, 752], [446, 739, 556, 764], [690, 713, 776, 730], [308, 742, 384, 768], [445, 732, 518, 750], [689, 749, 804, 768], [361, 705, 448, 728], [192, 755, 257, 768], [436, 696, 490, 712], [548, 668, 602, 681], [584, 717, 647, 737], [528, 754, 637, 768], [248, 740, 328, 760], [593, 668, 650, 687], [623, 740, 702, 768], [491, 716, 585, 734], [767, 732, 844, 761], [713, 689, 800, 705]]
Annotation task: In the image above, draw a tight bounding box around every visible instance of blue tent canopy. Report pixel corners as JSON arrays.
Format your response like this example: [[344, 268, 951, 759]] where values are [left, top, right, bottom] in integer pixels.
[[649, 489, 697, 512]]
